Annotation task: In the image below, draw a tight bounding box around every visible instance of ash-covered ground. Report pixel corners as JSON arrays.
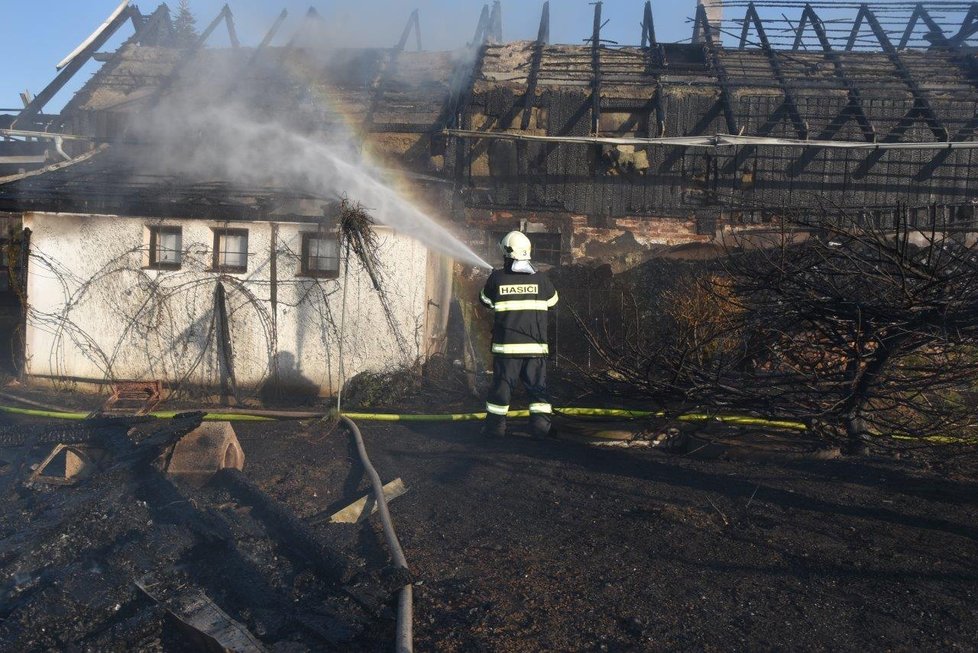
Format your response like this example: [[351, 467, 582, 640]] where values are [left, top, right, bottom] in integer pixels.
[[0, 404, 975, 651]]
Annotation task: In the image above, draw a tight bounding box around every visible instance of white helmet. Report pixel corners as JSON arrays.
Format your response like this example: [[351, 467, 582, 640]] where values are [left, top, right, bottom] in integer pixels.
[[499, 231, 532, 261]]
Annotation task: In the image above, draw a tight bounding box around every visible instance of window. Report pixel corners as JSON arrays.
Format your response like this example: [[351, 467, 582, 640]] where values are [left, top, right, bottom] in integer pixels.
[[148, 226, 182, 269], [528, 232, 562, 267], [300, 233, 341, 278], [212, 228, 249, 273]]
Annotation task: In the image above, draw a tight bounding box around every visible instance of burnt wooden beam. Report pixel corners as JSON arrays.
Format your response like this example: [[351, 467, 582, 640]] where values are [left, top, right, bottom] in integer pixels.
[[801, 4, 876, 143], [516, 1, 550, 207], [446, 4, 494, 192], [131, 5, 176, 47], [845, 5, 868, 51], [221, 9, 289, 99], [224, 5, 240, 48], [742, 3, 808, 139], [488, 1, 503, 44], [696, 3, 739, 135], [472, 4, 491, 46], [520, 2, 549, 130], [914, 109, 978, 182], [256, 9, 288, 52], [641, 1, 656, 48], [853, 108, 922, 178], [590, 1, 603, 134], [396, 9, 422, 52], [861, 6, 948, 142], [154, 4, 238, 99], [949, 3, 978, 47], [364, 10, 423, 132], [792, 9, 810, 50], [200, 5, 235, 49], [899, 4, 948, 49], [14, 5, 137, 126], [286, 7, 325, 49]]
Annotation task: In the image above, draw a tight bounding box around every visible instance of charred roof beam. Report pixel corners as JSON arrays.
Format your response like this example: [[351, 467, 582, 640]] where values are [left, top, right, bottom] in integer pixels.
[[899, 4, 947, 50], [949, 3, 978, 48], [471, 5, 491, 46], [741, 3, 808, 139], [800, 4, 876, 143], [590, 2, 604, 134], [396, 9, 422, 52], [696, 3, 739, 135], [520, 2, 549, 131], [14, 3, 137, 127], [256, 9, 288, 52], [642, 1, 667, 69], [364, 10, 423, 132], [286, 8, 325, 50], [153, 4, 239, 100], [641, 1, 656, 48], [223, 5, 240, 48], [488, 1, 503, 44], [131, 5, 176, 47], [860, 5, 948, 142]]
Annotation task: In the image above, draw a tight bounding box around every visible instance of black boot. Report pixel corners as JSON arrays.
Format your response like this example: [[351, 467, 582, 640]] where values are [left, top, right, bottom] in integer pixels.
[[482, 414, 507, 438], [530, 415, 554, 440]]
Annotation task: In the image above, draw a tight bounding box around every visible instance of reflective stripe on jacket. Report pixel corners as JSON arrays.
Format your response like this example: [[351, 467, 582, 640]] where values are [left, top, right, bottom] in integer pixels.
[[480, 267, 558, 357]]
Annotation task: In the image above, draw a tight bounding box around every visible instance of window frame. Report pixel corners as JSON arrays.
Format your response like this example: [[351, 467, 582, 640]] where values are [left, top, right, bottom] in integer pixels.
[[147, 226, 183, 270], [528, 232, 562, 267], [212, 228, 250, 274], [299, 232, 342, 279]]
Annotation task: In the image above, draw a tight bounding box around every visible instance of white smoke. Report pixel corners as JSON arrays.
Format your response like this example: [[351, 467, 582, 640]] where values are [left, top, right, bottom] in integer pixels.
[[129, 48, 490, 269]]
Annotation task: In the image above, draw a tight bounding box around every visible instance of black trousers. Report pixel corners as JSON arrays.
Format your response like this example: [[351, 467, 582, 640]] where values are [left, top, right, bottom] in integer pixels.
[[485, 356, 552, 423]]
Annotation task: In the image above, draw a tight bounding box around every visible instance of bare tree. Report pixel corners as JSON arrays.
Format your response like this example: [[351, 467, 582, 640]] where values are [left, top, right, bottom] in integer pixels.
[[579, 210, 978, 452]]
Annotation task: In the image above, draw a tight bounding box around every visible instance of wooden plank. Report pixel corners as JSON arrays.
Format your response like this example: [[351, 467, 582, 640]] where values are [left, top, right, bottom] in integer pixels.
[[136, 577, 267, 653], [328, 478, 408, 524]]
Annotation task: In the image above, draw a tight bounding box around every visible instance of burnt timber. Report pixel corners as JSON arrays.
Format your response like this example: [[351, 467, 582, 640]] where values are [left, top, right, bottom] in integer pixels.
[[5, 2, 978, 267]]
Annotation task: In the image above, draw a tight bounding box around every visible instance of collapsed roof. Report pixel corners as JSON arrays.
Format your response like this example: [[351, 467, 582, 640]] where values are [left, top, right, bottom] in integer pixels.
[[4, 1, 978, 220]]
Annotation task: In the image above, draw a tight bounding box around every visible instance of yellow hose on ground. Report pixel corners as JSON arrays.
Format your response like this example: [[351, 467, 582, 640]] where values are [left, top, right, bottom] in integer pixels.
[[1, 404, 972, 444], [0, 403, 801, 429]]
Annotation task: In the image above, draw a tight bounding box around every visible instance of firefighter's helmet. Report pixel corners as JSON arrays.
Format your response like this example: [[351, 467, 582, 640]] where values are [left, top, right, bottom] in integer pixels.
[[499, 231, 532, 261]]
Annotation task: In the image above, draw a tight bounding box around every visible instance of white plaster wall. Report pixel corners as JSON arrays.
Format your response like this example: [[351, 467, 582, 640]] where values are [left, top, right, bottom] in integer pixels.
[[23, 212, 429, 396]]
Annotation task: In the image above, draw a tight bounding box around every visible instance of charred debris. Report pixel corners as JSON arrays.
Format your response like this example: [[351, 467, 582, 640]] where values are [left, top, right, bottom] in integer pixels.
[[6, 2, 978, 261]]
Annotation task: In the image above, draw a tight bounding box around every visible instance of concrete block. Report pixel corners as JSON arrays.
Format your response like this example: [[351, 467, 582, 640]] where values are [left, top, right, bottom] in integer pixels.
[[166, 422, 245, 485], [30, 444, 107, 486]]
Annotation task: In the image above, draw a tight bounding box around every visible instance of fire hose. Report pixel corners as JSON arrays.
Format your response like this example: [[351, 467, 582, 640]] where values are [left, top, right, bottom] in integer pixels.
[[340, 415, 413, 653], [0, 393, 972, 444]]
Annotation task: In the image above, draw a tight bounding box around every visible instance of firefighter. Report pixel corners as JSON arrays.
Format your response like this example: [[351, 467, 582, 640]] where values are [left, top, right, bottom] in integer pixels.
[[479, 231, 559, 438]]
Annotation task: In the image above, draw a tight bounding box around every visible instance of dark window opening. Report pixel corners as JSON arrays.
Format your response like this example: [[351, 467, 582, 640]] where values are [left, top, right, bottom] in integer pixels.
[[212, 228, 249, 273], [300, 233, 341, 279], [528, 232, 562, 267], [148, 226, 182, 269]]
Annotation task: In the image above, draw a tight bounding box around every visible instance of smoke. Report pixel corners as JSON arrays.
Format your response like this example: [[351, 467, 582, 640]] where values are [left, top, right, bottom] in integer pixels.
[[128, 46, 490, 269]]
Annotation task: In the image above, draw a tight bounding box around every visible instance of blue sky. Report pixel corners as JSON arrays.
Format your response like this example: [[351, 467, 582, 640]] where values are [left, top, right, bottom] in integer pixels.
[[0, 0, 699, 114]]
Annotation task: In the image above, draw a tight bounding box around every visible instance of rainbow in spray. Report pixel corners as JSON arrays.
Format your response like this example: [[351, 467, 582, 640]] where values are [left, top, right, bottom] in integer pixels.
[[138, 43, 492, 270]]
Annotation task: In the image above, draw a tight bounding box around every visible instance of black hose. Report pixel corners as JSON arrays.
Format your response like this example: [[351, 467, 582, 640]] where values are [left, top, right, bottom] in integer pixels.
[[340, 416, 413, 653]]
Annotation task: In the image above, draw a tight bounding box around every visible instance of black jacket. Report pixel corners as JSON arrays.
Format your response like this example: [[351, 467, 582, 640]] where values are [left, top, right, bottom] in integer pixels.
[[479, 262, 558, 357]]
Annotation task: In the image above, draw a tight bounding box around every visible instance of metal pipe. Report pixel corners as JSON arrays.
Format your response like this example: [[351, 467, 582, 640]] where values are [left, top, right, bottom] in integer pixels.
[[443, 129, 978, 150], [340, 415, 413, 653]]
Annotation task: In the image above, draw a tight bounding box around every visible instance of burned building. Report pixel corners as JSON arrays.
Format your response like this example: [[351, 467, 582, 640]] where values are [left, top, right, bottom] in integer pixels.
[[2, 0, 978, 393]]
